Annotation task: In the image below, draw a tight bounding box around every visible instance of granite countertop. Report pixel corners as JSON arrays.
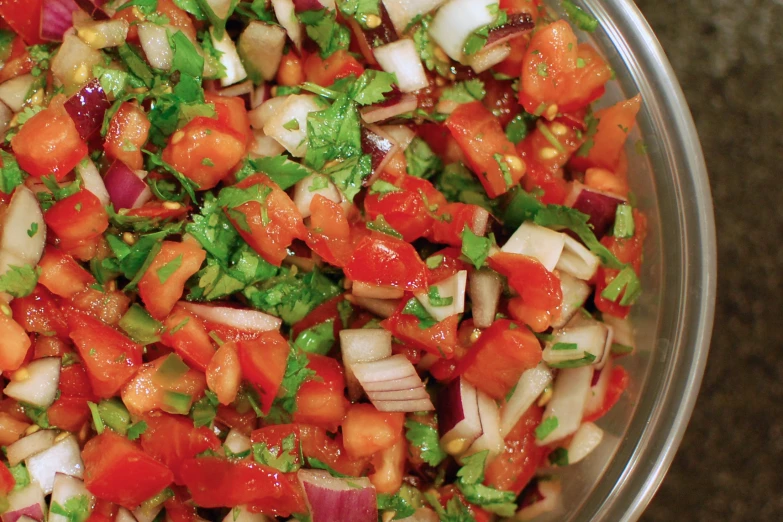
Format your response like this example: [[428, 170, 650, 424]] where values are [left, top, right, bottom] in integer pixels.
[[633, 0, 783, 520]]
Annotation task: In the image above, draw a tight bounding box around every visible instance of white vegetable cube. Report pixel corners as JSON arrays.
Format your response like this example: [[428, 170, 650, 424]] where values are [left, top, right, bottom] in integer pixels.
[[263, 95, 323, 157], [373, 39, 429, 93], [137, 23, 173, 71], [556, 235, 600, 280], [551, 271, 591, 329], [224, 429, 252, 455], [566, 422, 604, 465], [464, 390, 504, 462], [415, 270, 467, 322], [25, 435, 84, 495], [271, 0, 303, 50], [499, 363, 553, 438], [49, 475, 93, 522], [238, 22, 287, 82], [501, 222, 566, 272], [210, 28, 248, 87], [429, 0, 497, 63], [542, 317, 611, 368], [536, 366, 593, 446], [3, 358, 61, 409], [294, 174, 342, 219], [381, 0, 448, 35]]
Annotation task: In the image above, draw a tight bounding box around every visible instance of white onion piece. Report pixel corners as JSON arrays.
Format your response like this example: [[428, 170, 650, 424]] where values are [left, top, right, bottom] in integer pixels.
[[352, 354, 416, 383], [179, 302, 282, 332], [379, 125, 415, 150], [293, 174, 341, 219], [248, 96, 287, 129], [0, 75, 36, 112], [132, 503, 161, 522], [471, 207, 490, 237], [0, 100, 12, 139], [499, 363, 553, 438], [3, 358, 61, 408], [238, 22, 286, 83], [438, 377, 482, 456], [224, 428, 252, 455], [137, 23, 173, 70], [114, 509, 135, 522], [250, 83, 270, 109], [551, 271, 591, 329], [360, 94, 418, 124], [373, 39, 429, 93], [6, 430, 57, 467], [263, 94, 322, 157], [297, 470, 377, 522], [370, 387, 429, 401], [210, 28, 248, 87], [467, 268, 502, 329], [75, 158, 110, 206], [582, 358, 613, 420], [221, 506, 272, 522], [429, 0, 496, 63], [49, 475, 93, 522], [50, 30, 103, 89], [464, 390, 503, 462], [536, 366, 593, 446], [351, 282, 404, 300], [351, 296, 400, 319], [214, 80, 254, 97], [352, 355, 433, 412], [25, 435, 84, 495], [543, 316, 611, 369], [414, 270, 467, 321], [501, 222, 565, 272], [249, 130, 286, 158], [75, 19, 129, 49], [0, 186, 46, 278], [13, 516, 39, 522], [468, 43, 511, 73], [566, 422, 604, 465], [271, 0, 303, 50], [362, 374, 423, 392], [556, 235, 600, 281], [374, 398, 433, 412], [516, 479, 562, 521], [1, 483, 45, 522], [602, 314, 635, 350], [381, 0, 447, 36]]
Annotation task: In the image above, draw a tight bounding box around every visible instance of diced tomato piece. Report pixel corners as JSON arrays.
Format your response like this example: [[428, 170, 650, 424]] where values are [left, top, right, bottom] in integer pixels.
[[237, 332, 290, 414], [381, 303, 459, 358], [251, 424, 302, 467], [424, 247, 469, 285], [0, 0, 45, 45], [56, 235, 102, 263], [293, 354, 348, 431], [0, 412, 30, 446], [488, 252, 562, 316], [484, 405, 545, 494], [67, 310, 143, 398], [457, 319, 542, 400], [9, 285, 69, 338], [246, 473, 307, 518], [38, 246, 95, 298], [345, 234, 428, 291], [203, 341, 239, 406], [305, 196, 353, 267], [582, 365, 630, 423], [428, 202, 487, 247], [121, 355, 207, 416], [124, 200, 190, 220], [500, 0, 542, 20], [157, 0, 196, 39], [445, 102, 523, 198], [304, 50, 365, 87], [162, 116, 246, 190], [58, 364, 96, 398], [68, 288, 131, 327], [0, 36, 33, 83], [569, 95, 642, 172], [205, 92, 251, 144], [47, 397, 92, 433], [83, 431, 174, 509], [482, 74, 523, 128], [364, 182, 433, 243], [85, 499, 117, 522], [368, 436, 406, 494], [139, 413, 220, 484], [104, 102, 150, 170], [341, 403, 404, 459], [558, 44, 612, 113], [11, 97, 87, 179], [224, 174, 307, 266], [138, 240, 206, 320], [0, 313, 32, 372], [160, 307, 215, 371], [163, 493, 197, 522], [0, 458, 16, 494], [299, 424, 370, 477], [276, 50, 305, 86], [248, 426, 310, 514], [45, 190, 109, 242]]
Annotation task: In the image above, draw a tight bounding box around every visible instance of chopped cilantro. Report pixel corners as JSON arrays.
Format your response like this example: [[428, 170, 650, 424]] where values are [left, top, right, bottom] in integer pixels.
[[405, 138, 443, 180], [337, 0, 381, 29], [323, 155, 372, 203], [87, 402, 105, 434], [505, 113, 534, 145], [50, 495, 91, 522], [411, 15, 451, 77], [127, 421, 148, 441], [243, 268, 341, 325], [0, 265, 39, 298], [427, 287, 454, 307], [0, 150, 26, 194], [377, 484, 420, 519], [369, 179, 401, 196], [535, 416, 559, 440], [263, 344, 316, 422], [435, 163, 498, 214], [293, 320, 335, 355], [600, 265, 642, 306], [460, 226, 491, 270], [299, 9, 351, 59], [426, 255, 444, 269], [462, 5, 508, 56], [454, 451, 517, 516], [306, 457, 349, 478], [252, 433, 300, 472], [195, 0, 239, 39], [563, 0, 599, 32], [440, 79, 486, 103], [404, 418, 447, 466], [156, 254, 183, 284], [549, 447, 569, 466], [247, 155, 315, 189], [613, 204, 635, 238], [5, 463, 30, 491], [401, 297, 437, 330], [366, 215, 403, 239]]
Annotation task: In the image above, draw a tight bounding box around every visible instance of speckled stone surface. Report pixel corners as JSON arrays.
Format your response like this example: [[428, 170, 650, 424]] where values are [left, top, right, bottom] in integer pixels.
[[633, 0, 783, 520]]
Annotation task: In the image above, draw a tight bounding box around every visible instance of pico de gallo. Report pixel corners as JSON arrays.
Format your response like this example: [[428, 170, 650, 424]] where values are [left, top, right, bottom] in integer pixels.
[[0, 0, 646, 520]]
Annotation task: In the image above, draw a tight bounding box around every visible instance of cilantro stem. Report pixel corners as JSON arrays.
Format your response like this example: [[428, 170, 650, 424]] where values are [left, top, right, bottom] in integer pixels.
[[300, 82, 340, 100]]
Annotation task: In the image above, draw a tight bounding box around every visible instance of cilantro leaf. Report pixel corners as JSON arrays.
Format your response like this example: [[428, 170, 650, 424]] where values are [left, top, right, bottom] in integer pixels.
[[127, 421, 148, 440], [299, 9, 351, 59], [435, 163, 498, 214], [4, 463, 30, 491], [118, 43, 154, 88], [457, 451, 487, 485], [252, 434, 301, 472], [306, 457, 350, 478], [458, 483, 517, 516], [460, 226, 491, 270], [0, 265, 40, 298], [404, 418, 447, 466], [405, 138, 442, 180], [563, 0, 599, 32], [243, 268, 341, 325], [169, 31, 204, 78], [350, 70, 396, 106], [293, 320, 335, 355], [173, 0, 207, 19], [0, 150, 26, 194], [250, 155, 315, 189], [117, 0, 157, 15], [462, 5, 508, 57], [377, 484, 421, 520], [412, 15, 451, 77], [195, 0, 239, 39], [535, 416, 559, 440], [264, 344, 316, 422], [401, 297, 437, 330], [323, 155, 372, 203], [440, 79, 486, 103], [50, 495, 91, 522], [337, 0, 380, 28], [305, 95, 363, 170], [366, 215, 403, 239], [156, 254, 183, 284]]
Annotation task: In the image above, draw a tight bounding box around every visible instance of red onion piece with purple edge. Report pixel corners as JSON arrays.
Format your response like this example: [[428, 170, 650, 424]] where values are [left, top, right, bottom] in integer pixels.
[[361, 125, 399, 175], [2, 504, 44, 522], [297, 470, 377, 522], [40, 0, 83, 41], [484, 12, 535, 49], [565, 183, 626, 239], [292, 0, 324, 11], [104, 160, 149, 210], [63, 78, 110, 142]]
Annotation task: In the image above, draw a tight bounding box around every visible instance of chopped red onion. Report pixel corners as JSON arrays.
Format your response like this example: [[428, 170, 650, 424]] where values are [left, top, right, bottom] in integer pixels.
[[297, 470, 377, 522], [563, 181, 627, 239], [438, 377, 482, 456], [484, 12, 535, 49], [292, 0, 332, 11], [361, 125, 400, 179], [468, 44, 511, 74], [64, 78, 110, 142], [40, 0, 83, 41], [104, 160, 150, 210], [179, 302, 283, 332], [72, 0, 109, 19], [360, 93, 418, 124], [1, 483, 45, 522]]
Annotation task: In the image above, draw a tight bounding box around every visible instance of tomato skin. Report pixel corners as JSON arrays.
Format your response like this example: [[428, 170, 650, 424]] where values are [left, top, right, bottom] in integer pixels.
[[68, 288, 131, 328], [381, 304, 459, 358], [9, 285, 69, 338], [488, 252, 563, 316], [83, 431, 174, 509], [160, 307, 215, 371], [225, 174, 307, 266], [341, 403, 404, 459], [298, 424, 371, 477], [238, 332, 290, 414], [484, 405, 545, 494], [457, 319, 542, 400], [558, 44, 612, 113], [305, 196, 353, 267], [67, 310, 143, 398], [304, 50, 365, 87], [178, 457, 288, 508], [205, 92, 252, 144], [47, 396, 92, 433], [582, 365, 630, 422], [519, 20, 578, 115], [345, 234, 428, 291], [45, 190, 109, 242], [139, 413, 220, 484], [428, 202, 487, 247], [364, 185, 433, 243], [122, 354, 207, 415], [482, 74, 522, 128], [293, 354, 348, 432], [11, 99, 87, 179], [104, 102, 150, 170], [206, 341, 241, 406], [0, 0, 44, 44], [38, 246, 95, 298], [138, 240, 206, 320], [445, 102, 522, 198]]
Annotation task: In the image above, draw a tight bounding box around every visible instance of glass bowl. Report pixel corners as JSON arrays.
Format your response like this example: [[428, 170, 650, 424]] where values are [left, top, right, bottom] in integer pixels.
[[532, 0, 717, 519]]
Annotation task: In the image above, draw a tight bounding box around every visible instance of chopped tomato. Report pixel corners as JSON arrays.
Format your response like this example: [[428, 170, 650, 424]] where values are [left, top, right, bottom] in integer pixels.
[[83, 431, 174, 509], [206, 341, 241, 406], [45, 190, 109, 242], [224, 174, 307, 266], [205, 92, 252, 144], [162, 116, 246, 190], [38, 246, 95, 298], [251, 424, 302, 466], [67, 288, 131, 327], [299, 424, 371, 477], [58, 364, 96, 398], [104, 102, 151, 171], [121, 355, 207, 416], [0, 0, 45, 45], [293, 354, 348, 431], [0, 458, 16, 494], [364, 180, 433, 242], [290, 294, 345, 340], [0, 412, 29, 446], [425, 247, 469, 285], [582, 365, 630, 423], [345, 234, 428, 291], [369, 436, 406, 494], [558, 44, 613, 113], [457, 319, 542, 400], [160, 306, 215, 371], [305, 195, 353, 267], [237, 331, 290, 414], [304, 50, 365, 87], [445, 102, 523, 198], [482, 74, 522, 128], [0, 36, 33, 83], [138, 240, 206, 320], [47, 397, 92, 433], [11, 97, 87, 179], [276, 50, 305, 86], [488, 252, 562, 316], [341, 403, 404, 459], [484, 405, 545, 494], [428, 202, 488, 247], [9, 285, 69, 338], [216, 404, 257, 436], [381, 303, 459, 358]]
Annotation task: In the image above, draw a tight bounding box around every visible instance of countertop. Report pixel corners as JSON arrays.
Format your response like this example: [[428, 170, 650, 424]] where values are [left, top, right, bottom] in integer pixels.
[[633, 0, 783, 520]]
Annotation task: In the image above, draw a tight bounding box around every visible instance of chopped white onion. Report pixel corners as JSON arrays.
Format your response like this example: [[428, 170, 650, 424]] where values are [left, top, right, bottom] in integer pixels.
[[556, 235, 600, 280], [360, 94, 418, 124], [75, 158, 110, 206], [352, 354, 416, 383], [3, 358, 61, 409], [438, 377, 482, 456], [50, 30, 103, 89], [379, 125, 415, 150], [249, 129, 287, 158], [501, 222, 565, 272], [340, 329, 393, 401], [373, 398, 433, 413], [429, 0, 497, 63], [602, 314, 635, 350], [213, 80, 254, 97], [132, 502, 161, 522], [0, 75, 36, 112], [0, 186, 46, 280], [271, 0, 303, 50], [381, 0, 447, 36], [351, 296, 400, 319], [75, 19, 129, 49], [0, 100, 12, 139], [352, 282, 404, 300], [542, 317, 611, 369], [114, 509, 136, 522], [238, 22, 287, 83], [179, 302, 283, 332], [362, 374, 423, 392], [224, 429, 252, 455], [248, 96, 287, 129], [373, 39, 429, 93], [369, 387, 429, 401], [1, 483, 45, 522], [515, 479, 562, 520], [251, 83, 270, 109], [463, 390, 503, 462], [536, 366, 593, 446], [471, 207, 490, 236], [6, 430, 57, 467], [293, 174, 341, 219], [210, 28, 248, 87], [25, 435, 84, 495], [263, 94, 322, 157], [49, 475, 93, 522], [566, 422, 604, 465], [352, 354, 432, 412], [137, 23, 173, 71], [550, 271, 591, 329], [467, 268, 502, 329], [582, 358, 613, 420], [414, 270, 467, 321], [221, 506, 272, 522], [468, 43, 511, 73], [499, 363, 553, 438]]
